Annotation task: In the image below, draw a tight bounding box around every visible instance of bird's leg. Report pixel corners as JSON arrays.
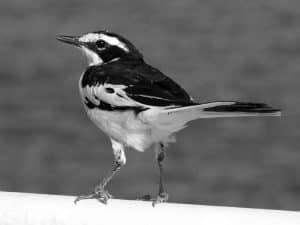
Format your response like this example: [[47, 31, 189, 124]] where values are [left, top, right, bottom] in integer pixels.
[[75, 140, 126, 204], [152, 143, 169, 207]]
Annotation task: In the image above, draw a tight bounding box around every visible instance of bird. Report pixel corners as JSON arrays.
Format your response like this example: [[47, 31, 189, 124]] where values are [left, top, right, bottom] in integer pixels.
[[56, 30, 281, 206]]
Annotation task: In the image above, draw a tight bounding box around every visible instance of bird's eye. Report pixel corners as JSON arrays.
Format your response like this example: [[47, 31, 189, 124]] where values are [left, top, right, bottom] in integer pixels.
[[96, 40, 106, 49]]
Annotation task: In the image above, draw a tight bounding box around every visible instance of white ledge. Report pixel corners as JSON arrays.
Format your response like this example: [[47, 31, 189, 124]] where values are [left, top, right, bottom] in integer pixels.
[[0, 191, 299, 225]]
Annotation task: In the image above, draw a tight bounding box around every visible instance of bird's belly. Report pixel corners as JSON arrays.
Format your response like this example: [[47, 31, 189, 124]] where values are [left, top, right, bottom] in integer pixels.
[[86, 108, 155, 151]]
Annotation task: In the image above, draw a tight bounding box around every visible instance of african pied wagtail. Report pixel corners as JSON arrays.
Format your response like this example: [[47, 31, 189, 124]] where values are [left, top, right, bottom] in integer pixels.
[[57, 30, 281, 206]]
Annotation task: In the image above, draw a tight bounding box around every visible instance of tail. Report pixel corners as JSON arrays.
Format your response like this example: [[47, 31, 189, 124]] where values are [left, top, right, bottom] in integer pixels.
[[195, 101, 281, 118], [147, 101, 281, 126]]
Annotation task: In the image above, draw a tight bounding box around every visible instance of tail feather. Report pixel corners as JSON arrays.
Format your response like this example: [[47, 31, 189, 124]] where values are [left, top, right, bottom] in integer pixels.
[[203, 102, 281, 114], [145, 101, 281, 127]]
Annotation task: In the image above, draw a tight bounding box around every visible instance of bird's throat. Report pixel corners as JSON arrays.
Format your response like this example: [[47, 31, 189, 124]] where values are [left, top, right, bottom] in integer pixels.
[[81, 46, 103, 66]]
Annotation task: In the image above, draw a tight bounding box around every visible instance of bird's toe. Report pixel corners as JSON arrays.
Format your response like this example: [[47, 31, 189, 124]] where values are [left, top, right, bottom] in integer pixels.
[[74, 189, 113, 205], [152, 192, 169, 207]]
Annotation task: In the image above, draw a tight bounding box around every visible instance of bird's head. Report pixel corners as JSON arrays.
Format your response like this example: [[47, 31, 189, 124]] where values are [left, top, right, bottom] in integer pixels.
[[57, 30, 143, 66]]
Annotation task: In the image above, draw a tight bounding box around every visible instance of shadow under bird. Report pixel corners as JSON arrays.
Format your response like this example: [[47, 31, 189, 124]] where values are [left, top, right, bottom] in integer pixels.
[[57, 30, 281, 206]]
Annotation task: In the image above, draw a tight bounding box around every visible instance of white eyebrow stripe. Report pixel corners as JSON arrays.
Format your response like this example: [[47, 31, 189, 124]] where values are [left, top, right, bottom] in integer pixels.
[[99, 34, 129, 52], [78, 33, 129, 52]]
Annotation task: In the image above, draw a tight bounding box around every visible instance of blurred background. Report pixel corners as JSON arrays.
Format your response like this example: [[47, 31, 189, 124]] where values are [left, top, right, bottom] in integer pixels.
[[1, 0, 300, 210]]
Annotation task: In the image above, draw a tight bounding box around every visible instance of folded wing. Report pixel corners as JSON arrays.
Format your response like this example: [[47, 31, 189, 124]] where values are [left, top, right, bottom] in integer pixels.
[[81, 62, 196, 109]]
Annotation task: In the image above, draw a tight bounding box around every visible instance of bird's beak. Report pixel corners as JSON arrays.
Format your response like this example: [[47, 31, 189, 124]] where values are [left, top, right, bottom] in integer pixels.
[[56, 35, 81, 47]]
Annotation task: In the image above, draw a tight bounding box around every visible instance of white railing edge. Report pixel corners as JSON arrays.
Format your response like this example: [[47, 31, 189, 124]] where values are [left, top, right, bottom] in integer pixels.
[[0, 191, 299, 225]]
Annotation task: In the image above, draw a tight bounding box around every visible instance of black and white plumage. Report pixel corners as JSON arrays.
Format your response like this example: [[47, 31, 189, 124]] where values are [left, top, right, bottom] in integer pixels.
[[57, 30, 281, 206]]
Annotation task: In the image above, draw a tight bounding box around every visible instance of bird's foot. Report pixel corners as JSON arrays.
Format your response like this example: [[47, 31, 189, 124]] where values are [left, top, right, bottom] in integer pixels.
[[74, 187, 113, 205], [152, 192, 168, 207], [137, 192, 168, 206]]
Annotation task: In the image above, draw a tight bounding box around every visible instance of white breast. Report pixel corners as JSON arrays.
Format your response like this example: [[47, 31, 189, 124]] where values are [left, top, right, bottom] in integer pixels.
[[78, 75, 180, 151], [87, 108, 155, 151]]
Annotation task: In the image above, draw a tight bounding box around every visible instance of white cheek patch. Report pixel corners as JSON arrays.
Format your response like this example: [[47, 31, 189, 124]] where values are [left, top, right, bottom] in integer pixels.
[[80, 46, 103, 66]]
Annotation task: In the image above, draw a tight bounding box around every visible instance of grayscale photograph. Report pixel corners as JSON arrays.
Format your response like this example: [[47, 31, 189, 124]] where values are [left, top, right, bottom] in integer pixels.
[[0, 1, 299, 224]]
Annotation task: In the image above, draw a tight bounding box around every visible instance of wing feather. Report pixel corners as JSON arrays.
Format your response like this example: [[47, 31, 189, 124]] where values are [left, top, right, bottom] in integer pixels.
[[81, 61, 195, 108]]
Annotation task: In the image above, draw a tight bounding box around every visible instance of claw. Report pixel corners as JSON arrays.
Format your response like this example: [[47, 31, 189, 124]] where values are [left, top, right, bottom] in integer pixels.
[[74, 188, 113, 205], [152, 192, 168, 207], [74, 193, 95, 204]]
